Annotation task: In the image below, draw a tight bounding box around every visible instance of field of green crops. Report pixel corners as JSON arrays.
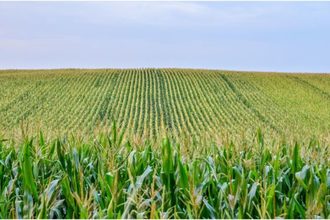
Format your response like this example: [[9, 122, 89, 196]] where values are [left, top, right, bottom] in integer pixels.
[[0, 68, 329, 218], [0, 127, 329, 218], [0, 68, 329, 142]]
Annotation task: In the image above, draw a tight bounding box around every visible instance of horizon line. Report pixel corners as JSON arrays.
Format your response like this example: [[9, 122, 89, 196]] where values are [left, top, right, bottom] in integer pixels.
[[0, 67, 329, 75]]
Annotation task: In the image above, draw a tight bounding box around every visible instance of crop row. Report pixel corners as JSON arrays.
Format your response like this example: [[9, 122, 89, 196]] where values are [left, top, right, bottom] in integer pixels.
[[0, 69, 329, 141]]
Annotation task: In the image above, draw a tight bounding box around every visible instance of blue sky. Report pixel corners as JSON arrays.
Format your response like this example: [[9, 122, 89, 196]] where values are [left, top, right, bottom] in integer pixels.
[[0, 2, 330, 72]]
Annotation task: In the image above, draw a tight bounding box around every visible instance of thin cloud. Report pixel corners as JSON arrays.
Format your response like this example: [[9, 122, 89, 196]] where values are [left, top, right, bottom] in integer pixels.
[[0, 2, 329, 72]]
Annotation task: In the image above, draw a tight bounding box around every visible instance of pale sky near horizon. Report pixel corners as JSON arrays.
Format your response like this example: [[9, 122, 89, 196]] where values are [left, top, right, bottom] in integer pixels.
[[0, 2, 330, 72]]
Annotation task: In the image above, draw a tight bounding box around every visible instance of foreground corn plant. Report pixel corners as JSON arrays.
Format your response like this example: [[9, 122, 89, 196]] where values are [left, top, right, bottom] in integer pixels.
[[0, 127, 329, 219]]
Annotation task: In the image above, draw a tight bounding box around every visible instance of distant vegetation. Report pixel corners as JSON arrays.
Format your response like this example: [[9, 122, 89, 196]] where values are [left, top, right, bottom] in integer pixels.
[[0, 68, 329, 143]]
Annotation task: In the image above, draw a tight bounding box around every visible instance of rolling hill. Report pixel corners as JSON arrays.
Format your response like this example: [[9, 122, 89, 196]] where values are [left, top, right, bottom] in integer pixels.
[[0, 68, 329, 142]]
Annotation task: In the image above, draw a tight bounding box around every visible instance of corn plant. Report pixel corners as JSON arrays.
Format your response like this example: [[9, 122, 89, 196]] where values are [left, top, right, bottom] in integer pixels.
[[0, 128, 329, 219]]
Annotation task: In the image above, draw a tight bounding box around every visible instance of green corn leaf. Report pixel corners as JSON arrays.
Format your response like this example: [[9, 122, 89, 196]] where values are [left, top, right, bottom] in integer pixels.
[[248, 182, 258, 202], [45, 179, 60, 203], [178, 159, 188, 189], [292, 143, 301, 174], [136, 165, 153, 189], [295, 165, 310, 190], [39, 131, 45, 147], [203, 197, 216, 219], [37, 195, 47, 219], [56, 140, 65, 169], [22, 140, 38, 199], [61, 176, 76, 212], [105, 172, 114, 187]]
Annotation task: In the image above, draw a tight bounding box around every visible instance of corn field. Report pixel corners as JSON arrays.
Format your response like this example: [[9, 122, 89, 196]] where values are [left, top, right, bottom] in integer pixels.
[[0, 69, 329, 142], [0, 69, 329, 218], [0, 125, 329, 219]]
